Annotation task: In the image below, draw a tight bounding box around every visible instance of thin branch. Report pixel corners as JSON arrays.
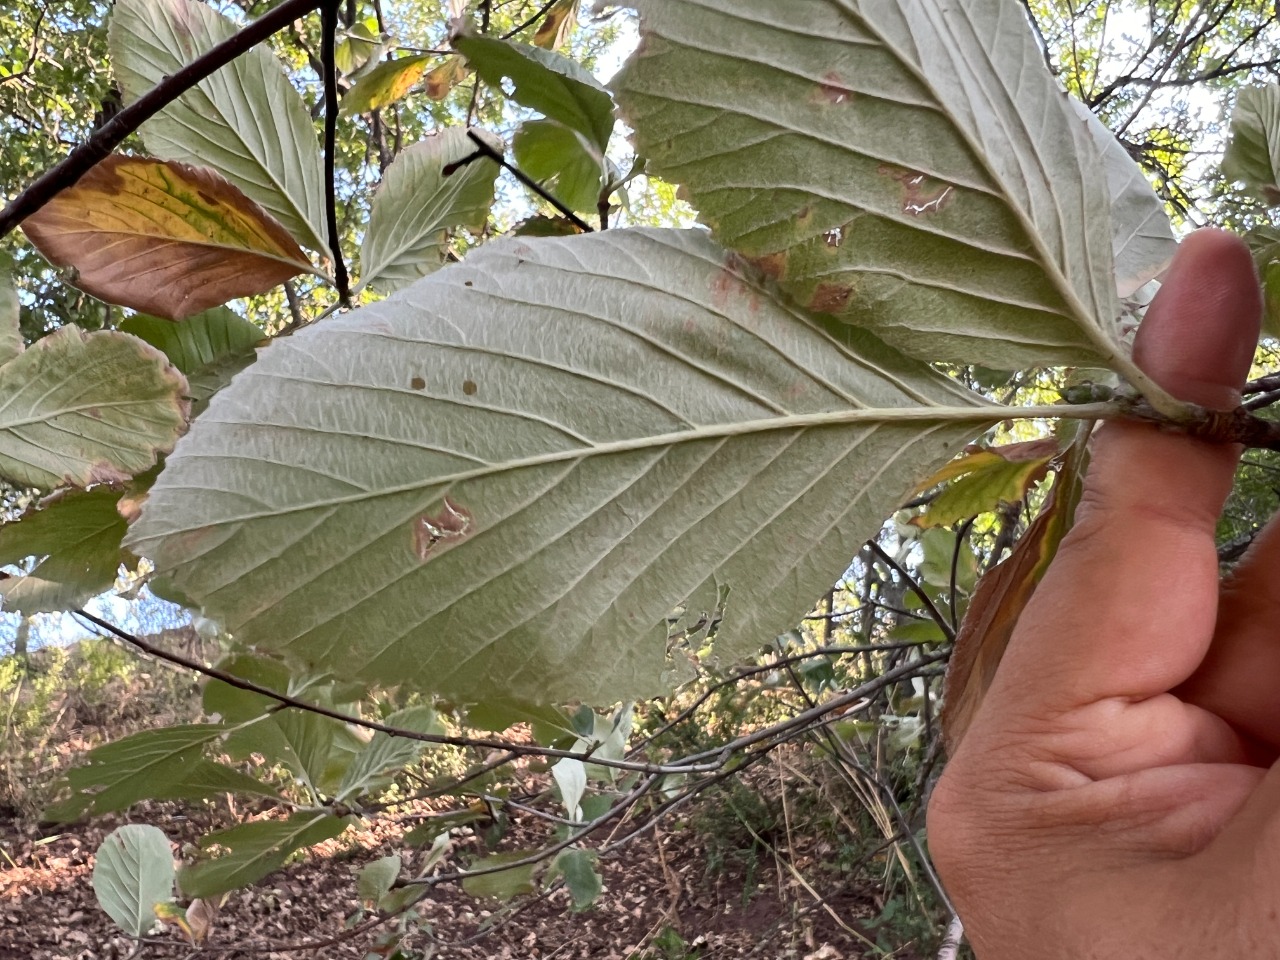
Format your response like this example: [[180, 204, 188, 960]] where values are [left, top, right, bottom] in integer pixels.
[[446, 130, 595, 231], [866, 541, 956, 643], [321, 0, 351, 306], [0, 0, 328, 239], [73, 609, 714, 775], [500, 0, 560, 39]]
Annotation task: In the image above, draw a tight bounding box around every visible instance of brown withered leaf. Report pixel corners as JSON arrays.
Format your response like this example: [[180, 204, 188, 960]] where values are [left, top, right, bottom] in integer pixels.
[[22, 156, 312, 320], [941, 428, 1089, 752], [425, 55, 469, 100], [533, 0, 579, 49]]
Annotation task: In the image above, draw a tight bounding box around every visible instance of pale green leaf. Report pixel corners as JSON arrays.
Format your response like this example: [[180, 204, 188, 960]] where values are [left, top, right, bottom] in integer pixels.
[[336, 706, 440, 801], [0, 327, 188, 489], [1070, 99, 1176, 297], [336, 22, 380, 76], [1223, 84, 1280, 205], [1244, 224, 1280, 338], [46, 724, 227, 821], [93, 825, 175, 937], [462, 851, 537, 900], [453, 33, 614, 150], [342, 54, 431, 115], [551, 758, 586, 821], [358, 128, 502, 295], [109, 0, 329, 251], [145, 759, 282, 804], [615, 0, 1138, 373], [513, 119, 606, 213], [121, 308, 265, 405], [0, 252, 20, 367], [179, 813, 349, 898], [550, 848, 601, 911], [357, 854, 401, 903], [0, 488, 131, 614], [126, 228, 999, 705]]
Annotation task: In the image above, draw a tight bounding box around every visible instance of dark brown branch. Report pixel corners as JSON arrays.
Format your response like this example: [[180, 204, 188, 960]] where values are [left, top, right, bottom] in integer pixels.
[[1122, 397, 1280, 450], [866, 540, 956, 643], [445, 130, 594, 231], [73, 608, 713, 775], [0, 0, 328, 240], [321, 0, 350, 306]]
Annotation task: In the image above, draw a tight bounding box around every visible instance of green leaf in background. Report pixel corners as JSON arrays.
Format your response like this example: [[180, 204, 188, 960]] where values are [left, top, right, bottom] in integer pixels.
[[0, 488, 132, 614], [341, 54, 431, 115], [336, 705, 441, 801], [461, 851, 537, 900], [46, 724, 227, 821], [144, 759, 281, 804], [453, 32, 614, 150], [0, 252, 20, 366], [357, 854, 401, 904], [93, 824, 175, 937], [178, 813, 350, 898], [127, 228, 999, 705], [122, 308, 265, 407], [109, 0, 329, 251], [513, 119, 607, 213], [1242, 223, 1280, 339], [465, 700, 575, 744], [0, 327, 188, 489], [1223, 83, 1280, 205], [357, 128, 502, 295], [910, 439, 1058, 529], [336, 20, 381, 75], [615, 0, 1141, 374], [549, 848, 601, 911]]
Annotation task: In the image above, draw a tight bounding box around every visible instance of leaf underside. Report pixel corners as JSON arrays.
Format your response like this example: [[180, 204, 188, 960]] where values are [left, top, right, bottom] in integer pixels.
[[0, 328, 189, 490], [22, 157, 310, 320], [615, 0, 1134, 369], [109, 0, 329, 252], [128, 228, 997, 705]]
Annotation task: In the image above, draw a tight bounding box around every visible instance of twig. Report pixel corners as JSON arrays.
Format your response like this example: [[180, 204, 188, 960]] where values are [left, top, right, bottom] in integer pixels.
[[445, 130, 594, 232], [867, 541, 956, 643], [500, 0, 560, 39], [321, 0, 350, 306], [72, 609, 715, 776], [0, 0, 327, 239], [936, 915, 965, 960]]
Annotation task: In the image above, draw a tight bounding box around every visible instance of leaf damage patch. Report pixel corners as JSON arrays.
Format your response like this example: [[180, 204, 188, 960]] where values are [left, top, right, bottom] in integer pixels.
[[412, 498, 475, 560]]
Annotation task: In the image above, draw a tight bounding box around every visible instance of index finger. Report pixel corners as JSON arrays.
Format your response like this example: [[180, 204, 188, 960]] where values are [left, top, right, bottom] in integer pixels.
[[989, 229, 1261, 713]]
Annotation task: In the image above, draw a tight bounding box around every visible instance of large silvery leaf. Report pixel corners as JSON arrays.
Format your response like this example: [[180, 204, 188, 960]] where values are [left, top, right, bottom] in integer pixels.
[[0, 328, 188, 489], [0, 253, 19, 366], [127, 229, 1000, 705], [357, 128, 502, 295], [109, 0, 329, 252], [93, 825, 175, 937], [1070, 100, 1176, 298], [1223, 84, 1280, 205], [614, 0, 1136, 373]]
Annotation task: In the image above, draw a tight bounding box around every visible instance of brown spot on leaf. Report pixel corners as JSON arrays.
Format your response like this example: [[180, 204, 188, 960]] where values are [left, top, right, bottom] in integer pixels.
[[746, 252, 787, 280], [809, 283, 852, 314], [814, 72, 854, 105], [462, 380, 477, 396], [464, 280, 474, 287], [877, 164, 956, 216], [413, 497, 475, 561], [410, 376, 426, 390], [823, 227, 844, 249]]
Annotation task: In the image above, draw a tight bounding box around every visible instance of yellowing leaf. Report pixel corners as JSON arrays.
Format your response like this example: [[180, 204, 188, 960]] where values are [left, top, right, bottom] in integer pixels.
[[941, 430, 1088, 751], [342, 55, 431, 115], [22, 156, 311, 321], [911, 438, 1059, 529], [533, 0, 579, 49], [425, 56, 469, 100]]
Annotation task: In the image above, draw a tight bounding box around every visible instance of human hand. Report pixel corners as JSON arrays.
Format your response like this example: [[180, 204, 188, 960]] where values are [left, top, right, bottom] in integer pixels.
[[927, 229, 1278, 959]]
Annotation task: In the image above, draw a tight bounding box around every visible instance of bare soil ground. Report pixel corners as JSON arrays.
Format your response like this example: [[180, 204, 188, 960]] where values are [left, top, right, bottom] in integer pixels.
[[1, 795, 925, 960]]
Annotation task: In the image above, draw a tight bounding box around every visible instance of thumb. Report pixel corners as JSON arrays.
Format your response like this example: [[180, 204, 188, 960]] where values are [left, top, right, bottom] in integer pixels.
[[990, 229, 1261, 713]]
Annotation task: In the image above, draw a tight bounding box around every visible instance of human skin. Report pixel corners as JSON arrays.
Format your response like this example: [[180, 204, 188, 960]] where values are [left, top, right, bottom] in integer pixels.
[[926, 229, 1280, 959]]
